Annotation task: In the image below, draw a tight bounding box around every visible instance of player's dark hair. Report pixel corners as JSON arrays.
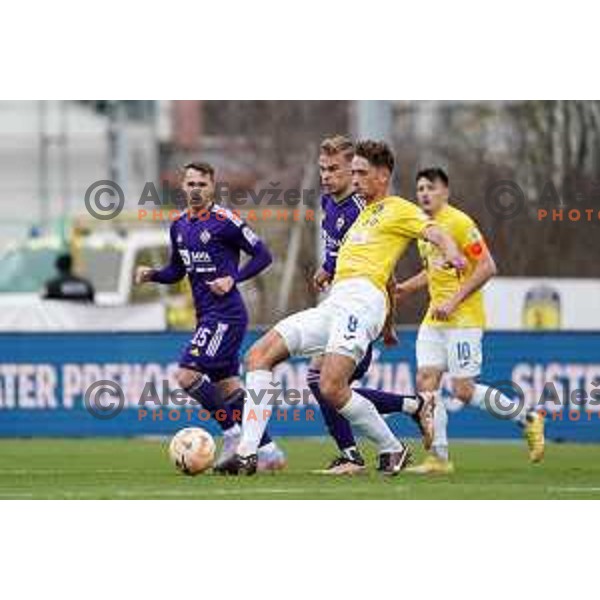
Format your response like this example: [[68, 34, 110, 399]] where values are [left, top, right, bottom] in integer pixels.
[[320, 135, 354, 161], [180, 161, 215, 181], [354, 140, 394, 173], [416, 167, 449, 187], [56, 253, 72, 274]]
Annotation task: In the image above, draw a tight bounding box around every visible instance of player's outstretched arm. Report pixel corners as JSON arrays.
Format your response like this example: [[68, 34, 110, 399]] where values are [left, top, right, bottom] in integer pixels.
[[136, 226, 187, 286], [395, 270, 428, 299], [450, 251, 497, 307], [207, 243, 272, 297], [430, 246, 496, 322], [313, 266, 332, 292], [314, 247, 337, 292], [221, 217, 273, 285], [211, 218, 272, 297], [422, 225, 466, 271], [235, 240, 272, 283], [134, 266, 156, 285]]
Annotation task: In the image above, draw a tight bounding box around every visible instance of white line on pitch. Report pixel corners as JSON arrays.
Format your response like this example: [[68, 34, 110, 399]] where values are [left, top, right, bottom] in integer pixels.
[[547, 487, 600, 493]]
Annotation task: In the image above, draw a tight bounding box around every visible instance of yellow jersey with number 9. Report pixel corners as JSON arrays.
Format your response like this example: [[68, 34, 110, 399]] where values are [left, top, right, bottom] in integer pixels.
[[334, 196, 432, 293], [418, 203, 487, 328]]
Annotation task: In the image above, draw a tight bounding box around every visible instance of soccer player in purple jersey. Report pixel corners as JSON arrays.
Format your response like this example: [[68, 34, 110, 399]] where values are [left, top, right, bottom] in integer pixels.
[[308, 136, 434, 475], [135, 162, 286, 471]]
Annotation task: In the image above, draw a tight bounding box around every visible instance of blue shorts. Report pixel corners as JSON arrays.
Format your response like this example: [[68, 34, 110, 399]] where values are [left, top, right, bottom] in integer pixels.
[[179, 318, 246, 382], [351, 343, 373, 382]]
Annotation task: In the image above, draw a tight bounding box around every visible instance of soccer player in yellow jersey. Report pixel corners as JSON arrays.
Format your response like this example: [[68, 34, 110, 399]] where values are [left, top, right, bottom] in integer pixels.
[[219, 141, 465, 476], [395, 168, 545, 474]]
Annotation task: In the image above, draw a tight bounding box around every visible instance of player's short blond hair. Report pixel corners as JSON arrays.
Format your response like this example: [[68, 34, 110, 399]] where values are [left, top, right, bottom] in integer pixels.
[[320, 135, 354, 161]]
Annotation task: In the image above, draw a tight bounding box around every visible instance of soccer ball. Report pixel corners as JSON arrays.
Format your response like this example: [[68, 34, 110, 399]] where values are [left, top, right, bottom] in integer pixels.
[[169, 427, 216, 475]]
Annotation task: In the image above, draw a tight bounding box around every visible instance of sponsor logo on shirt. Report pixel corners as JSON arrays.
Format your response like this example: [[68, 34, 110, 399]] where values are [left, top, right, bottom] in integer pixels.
[[179, 249, 214, 270], [322, 231, 342, 248]]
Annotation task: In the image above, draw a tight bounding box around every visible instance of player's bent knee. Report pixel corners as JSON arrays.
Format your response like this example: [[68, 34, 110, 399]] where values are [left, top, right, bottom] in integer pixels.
[[245, 338, 275, 371], [244, 344, 265, 371], [318, 375, 347, 408], [417, 369, 439, 392], [176, 367, 202, 390], [245, 330, 288, 371]]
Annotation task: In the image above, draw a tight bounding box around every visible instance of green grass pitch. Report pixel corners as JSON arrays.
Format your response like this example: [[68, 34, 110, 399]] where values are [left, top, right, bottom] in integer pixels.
[[0, 438, 599, 499]]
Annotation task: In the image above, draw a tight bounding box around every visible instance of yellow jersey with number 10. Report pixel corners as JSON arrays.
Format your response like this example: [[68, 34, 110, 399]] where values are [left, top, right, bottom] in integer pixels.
[[418, 203, 487, 328], [334, 196, 432, 294]]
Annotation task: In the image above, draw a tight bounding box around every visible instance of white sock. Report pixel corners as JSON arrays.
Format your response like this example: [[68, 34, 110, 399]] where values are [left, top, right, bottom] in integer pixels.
[[238, 369, 273, 456], [431, 394, 449, 461], [339, 390, 402, 454], [223, 424, 241, 438], [258, 441, 276, 454], [470, 384, 527, 424]]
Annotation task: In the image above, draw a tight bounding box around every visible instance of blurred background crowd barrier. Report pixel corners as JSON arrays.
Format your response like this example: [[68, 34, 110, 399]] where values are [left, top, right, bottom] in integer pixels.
[[2, 100, 600, 330]]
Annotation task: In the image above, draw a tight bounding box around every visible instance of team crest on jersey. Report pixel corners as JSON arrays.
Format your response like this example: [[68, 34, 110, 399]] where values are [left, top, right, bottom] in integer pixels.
[[467, 228, 482, 242], [336, 216, 345, 230], [199, 229, 211, 244]]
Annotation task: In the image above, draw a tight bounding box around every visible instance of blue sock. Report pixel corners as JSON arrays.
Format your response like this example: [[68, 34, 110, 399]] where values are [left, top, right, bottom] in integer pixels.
[[355, 387, 413, 414], [225, 388, 273, 449], [308, 368, 357, 452], [186, 374, 237, 431]]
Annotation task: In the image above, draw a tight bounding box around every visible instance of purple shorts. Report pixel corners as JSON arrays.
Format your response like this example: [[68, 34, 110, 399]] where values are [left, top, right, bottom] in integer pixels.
[[179, 318, 246, 382]]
